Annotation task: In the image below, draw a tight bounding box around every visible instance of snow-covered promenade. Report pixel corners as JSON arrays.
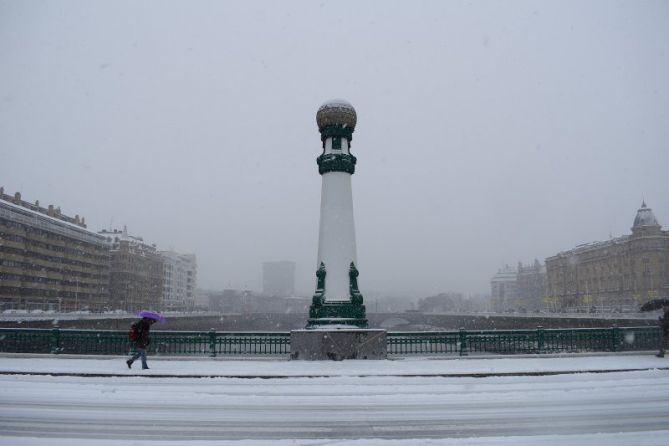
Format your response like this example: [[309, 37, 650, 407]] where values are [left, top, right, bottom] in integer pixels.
[[1, 354, 668, 445]]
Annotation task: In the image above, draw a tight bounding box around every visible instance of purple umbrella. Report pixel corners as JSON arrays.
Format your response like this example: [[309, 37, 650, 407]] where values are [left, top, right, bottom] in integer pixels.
[[136, 310, 166, 323]]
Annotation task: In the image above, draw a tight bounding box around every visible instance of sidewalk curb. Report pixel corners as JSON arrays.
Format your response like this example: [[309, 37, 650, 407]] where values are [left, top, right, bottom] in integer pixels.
[[0, 350, 660, 361], [2, 366, 668, 379]]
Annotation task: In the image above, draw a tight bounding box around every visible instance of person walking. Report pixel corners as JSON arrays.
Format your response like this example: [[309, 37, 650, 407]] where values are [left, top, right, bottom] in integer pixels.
[[657, 303, 669, 358], [126, 316, 156, 369]]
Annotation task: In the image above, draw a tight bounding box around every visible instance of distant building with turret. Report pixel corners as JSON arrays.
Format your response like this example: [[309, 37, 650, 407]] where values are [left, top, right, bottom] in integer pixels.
[[545, 202, 669, 311]]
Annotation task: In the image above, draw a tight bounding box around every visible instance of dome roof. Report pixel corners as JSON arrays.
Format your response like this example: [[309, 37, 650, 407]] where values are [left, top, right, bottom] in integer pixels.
[[316, 99, 357, 131], [633, 201, 660, 227]]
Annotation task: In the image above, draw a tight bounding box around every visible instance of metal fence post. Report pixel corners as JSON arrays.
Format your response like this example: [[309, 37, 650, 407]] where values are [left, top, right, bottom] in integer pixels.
[[459, 328, 468, 356], [209, 328, 217, 357], [611, 325, 621, 352], [50, 326, 61, 354], [537, 326, 545, 354]]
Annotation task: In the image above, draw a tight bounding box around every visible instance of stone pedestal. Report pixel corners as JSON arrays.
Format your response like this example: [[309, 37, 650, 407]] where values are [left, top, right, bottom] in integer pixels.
[[290, 329, 387, 360]]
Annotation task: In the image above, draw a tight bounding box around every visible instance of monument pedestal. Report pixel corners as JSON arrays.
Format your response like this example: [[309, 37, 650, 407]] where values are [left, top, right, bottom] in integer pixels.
[[290, 329, 387, 360]]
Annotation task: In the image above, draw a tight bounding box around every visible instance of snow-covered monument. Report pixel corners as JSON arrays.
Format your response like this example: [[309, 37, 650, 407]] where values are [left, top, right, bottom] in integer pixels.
[[291, 100, 385, 360], [307, 100, 368, 328]]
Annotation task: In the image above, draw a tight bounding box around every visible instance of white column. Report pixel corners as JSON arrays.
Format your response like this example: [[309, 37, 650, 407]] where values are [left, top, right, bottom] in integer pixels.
[[317, 172, 357, 302], [317, 136, 357, 301]]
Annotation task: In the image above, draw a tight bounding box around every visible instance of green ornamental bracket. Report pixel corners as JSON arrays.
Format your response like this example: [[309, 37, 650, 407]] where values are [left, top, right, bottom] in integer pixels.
[[349, 262, 363, 305], [319, 124, 354, 144], [307, 261, 367, 328], [317, 153, 357, 175], [310, 262, 326, 310]]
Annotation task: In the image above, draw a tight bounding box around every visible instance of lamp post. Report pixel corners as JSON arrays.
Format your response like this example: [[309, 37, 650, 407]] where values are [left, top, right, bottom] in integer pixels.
[[307, 100, 367, 328]]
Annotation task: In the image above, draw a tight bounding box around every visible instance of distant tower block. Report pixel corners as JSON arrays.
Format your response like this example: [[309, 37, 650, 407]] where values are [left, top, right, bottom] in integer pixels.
[[307, 100, 367, 328]]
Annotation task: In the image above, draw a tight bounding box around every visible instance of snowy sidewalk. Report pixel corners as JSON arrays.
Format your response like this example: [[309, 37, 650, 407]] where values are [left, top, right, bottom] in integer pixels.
[[1, 352, 667, 378], [2, 353, 669, 446]]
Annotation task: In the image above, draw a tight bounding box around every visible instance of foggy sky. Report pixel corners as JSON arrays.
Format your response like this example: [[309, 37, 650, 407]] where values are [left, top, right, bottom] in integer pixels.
[[1, 0, 668, 298]]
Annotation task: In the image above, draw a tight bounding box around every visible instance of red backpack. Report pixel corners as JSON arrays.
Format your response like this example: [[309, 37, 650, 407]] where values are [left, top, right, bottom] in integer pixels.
[[128, 322, 139, 341]]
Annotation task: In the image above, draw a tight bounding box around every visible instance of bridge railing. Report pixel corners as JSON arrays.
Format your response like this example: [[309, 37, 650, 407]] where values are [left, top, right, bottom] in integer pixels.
[[0, 326, 660, 357], [387, 326, 661, 356], [0, 328, 290, 357]]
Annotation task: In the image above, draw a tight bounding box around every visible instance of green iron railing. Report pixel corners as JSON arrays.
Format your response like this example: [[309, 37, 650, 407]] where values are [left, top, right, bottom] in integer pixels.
[[0, 328, 290, 356], [0, 326, 661, 357], [386, 326, 662, 356]]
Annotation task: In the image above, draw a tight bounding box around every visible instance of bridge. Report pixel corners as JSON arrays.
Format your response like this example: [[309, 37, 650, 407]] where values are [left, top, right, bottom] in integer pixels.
[[0, 311, 657, 331]]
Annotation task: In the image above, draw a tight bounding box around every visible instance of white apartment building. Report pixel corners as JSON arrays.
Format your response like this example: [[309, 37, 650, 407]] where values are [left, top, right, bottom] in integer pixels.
[[160, 251, 197, 311]]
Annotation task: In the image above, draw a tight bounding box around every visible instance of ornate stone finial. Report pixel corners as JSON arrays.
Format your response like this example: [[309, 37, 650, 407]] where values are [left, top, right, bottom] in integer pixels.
[[316, 100, 356, 147], [316, 100, 357, 133]]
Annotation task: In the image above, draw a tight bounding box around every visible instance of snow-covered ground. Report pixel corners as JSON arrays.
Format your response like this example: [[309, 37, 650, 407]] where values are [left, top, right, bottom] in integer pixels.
[[1, 354, 668, 445]]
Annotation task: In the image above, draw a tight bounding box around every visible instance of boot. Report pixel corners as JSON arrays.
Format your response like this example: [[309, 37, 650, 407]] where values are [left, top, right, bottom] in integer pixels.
[[126, 360, 133, 369]]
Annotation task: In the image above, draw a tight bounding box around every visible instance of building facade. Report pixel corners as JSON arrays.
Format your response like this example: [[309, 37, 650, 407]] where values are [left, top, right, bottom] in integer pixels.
[[490, 265, 518, 312], [545, 202, 669, 312], [262, 261, 295, 297], [98, 228, 163, 311], [160, 250, 197, 311], [0, 189, 110, 311], [516, 260, 547, 311]]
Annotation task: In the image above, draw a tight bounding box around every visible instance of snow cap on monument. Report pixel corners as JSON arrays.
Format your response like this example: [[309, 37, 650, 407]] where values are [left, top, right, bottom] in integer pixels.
[[316, 99, 357, 132]]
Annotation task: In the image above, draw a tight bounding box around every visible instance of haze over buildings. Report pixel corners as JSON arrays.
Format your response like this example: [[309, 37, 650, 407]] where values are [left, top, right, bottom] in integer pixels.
[[1, 1, 668, 298], [262, 261, 295, 298]]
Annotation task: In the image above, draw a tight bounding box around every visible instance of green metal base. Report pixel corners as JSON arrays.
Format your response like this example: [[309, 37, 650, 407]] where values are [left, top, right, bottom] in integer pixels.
[[307, 262, 368, 328], [307, 301, 368, 328]]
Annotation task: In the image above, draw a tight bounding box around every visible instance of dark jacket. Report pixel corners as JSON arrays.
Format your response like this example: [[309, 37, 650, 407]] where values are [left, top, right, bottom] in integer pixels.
[[133, 318, 152, 349]]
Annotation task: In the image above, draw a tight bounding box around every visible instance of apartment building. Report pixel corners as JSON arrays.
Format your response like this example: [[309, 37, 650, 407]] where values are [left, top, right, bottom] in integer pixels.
[[0, 189, 110, 311]]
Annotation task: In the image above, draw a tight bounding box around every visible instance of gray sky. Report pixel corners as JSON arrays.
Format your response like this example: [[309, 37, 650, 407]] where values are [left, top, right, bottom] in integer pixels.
[[2, 0, 668, 298]]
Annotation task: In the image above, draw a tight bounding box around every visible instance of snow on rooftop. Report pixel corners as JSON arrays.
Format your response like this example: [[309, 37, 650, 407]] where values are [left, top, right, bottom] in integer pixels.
[[0, 197, 105, 241]]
